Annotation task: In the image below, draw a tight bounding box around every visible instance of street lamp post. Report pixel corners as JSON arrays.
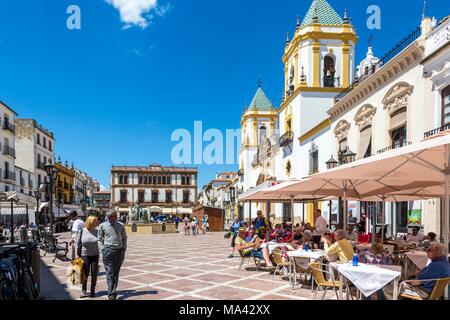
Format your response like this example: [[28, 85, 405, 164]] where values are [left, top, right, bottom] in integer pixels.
[[45, 162, 58, 237], [82, 177, 87, 216]]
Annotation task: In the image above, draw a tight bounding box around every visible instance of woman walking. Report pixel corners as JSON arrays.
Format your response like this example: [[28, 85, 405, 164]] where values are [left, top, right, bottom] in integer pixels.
[[184, 216, 191, 235], [77, 215, 100, 298]]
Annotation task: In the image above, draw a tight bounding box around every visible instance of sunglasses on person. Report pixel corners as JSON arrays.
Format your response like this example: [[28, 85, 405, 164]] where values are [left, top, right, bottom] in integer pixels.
[[324, 233, 331, 236]]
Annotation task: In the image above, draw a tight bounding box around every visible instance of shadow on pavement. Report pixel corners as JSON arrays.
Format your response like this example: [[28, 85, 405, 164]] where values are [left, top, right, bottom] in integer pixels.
[[39, 259, 74, 300], [117, 289, 159, 300]]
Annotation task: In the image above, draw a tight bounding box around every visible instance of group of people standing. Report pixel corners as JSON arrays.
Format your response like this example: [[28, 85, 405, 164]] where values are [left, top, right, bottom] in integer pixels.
[[69, 210, 127, 300], [183, 215, 209, 235]]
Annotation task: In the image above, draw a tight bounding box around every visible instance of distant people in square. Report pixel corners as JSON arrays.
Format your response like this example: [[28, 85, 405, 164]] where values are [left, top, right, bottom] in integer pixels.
[[191, 217, 198, 235], [347, 225, 359, 243], [98, 210, 127, 301], [312, 209, 328, 246], [77, 216, 100, 298], [183, 216, 190, 235], [174, 216, 180, 231], [201, 215, 208, 234]]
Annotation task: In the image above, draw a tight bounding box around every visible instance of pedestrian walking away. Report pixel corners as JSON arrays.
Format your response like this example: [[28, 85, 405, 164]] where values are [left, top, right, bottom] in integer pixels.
[[77, 216, 100, 298], [70, 211, 85, 261], [98, 210, 127, 300]]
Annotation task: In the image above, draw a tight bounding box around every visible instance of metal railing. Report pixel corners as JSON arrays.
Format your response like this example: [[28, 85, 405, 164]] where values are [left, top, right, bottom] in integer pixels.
[[335, 26, 421, 102], [2, 145, 15, 158], [323, 76, 340, 88], [377, 139, 412, 154], [279, 131, 294, 147], [424, 124, 450, 139], [37, 161, 46, 170], [4, 171, 16, 181], [3, 121, 15, 133]]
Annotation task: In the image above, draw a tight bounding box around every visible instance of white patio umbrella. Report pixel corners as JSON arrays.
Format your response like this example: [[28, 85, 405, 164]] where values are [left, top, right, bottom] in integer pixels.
[[308, 133, 450, 249]]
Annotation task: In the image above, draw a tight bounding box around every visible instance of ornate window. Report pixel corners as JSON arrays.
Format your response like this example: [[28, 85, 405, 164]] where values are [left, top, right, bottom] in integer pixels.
[[354, 104, 376, 130], [120, 190, 127, 203], [138, 190, 145, 204], [138, 175, 143, 184], [442, 85, 450, 126], [118, 175, 123, 185], [151, 190, 158, 203], [323, 54, 337, 87], [383, 82, 414, 115]]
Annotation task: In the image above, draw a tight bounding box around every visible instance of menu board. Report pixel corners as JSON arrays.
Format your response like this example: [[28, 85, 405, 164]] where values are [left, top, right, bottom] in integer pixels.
[[407, 209, 422, 225]]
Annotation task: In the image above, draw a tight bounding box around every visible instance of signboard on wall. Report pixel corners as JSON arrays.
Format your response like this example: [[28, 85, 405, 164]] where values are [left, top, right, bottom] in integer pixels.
[[407, 209, 422, 225]]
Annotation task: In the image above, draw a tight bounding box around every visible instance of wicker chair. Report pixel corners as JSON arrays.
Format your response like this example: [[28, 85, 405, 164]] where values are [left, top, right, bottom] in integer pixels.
[[399, 277, 450, 300], [272, 249, 290, 280], [309, 262, 342, 300]]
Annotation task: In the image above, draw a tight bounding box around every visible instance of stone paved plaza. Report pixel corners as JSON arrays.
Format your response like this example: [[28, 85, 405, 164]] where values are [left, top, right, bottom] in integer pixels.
[[39, 230, 338, 300]]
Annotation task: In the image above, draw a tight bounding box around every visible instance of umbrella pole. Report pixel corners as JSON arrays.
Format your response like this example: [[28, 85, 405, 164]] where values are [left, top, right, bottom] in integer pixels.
[[381, 196, 386, 243], [290, 196, 294, 227], [266, 201, 271, 241], [343, 187, 348, 231], [249, 201, 252, 225], [445, 145, 450, 301]]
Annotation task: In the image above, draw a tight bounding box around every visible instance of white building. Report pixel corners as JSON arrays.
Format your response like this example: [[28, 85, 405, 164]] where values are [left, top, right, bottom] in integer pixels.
[[0, 101, 18, 193], [110, 164, 198, 218], [15, 119, 55, 201]]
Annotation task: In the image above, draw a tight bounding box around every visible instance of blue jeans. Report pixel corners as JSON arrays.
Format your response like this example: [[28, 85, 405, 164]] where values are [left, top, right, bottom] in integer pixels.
[[250, 249, 263, 260], [102, 247, 125, 297]]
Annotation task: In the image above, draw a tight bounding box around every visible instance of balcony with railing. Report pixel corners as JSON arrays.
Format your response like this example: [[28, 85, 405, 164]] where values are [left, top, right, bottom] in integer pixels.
[[4, 170, 16, 182], [424, 124, 450, 139], [377, 139, 412, 154], [3, 145, 15, 158], [37, 161, 46, 170], [279, 131, 294, 147], [20, 177, 25, 187], [29, 179, 34, 189], [335, 26, 421, 102], [3, 120, 15, 133]]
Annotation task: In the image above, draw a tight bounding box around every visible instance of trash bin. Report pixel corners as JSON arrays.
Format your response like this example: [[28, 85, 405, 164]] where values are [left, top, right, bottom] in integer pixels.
[[162, 223, 166, 232], [132, 223, 137, 233]]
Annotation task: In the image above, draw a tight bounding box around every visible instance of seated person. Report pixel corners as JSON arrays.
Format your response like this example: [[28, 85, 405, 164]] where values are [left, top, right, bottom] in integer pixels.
[[299, 230, 318, 250], [304, 223, 312, 231], [406, 227, 424, 243], [235, 228, 272, 268], [347, 225, 359, 243], [323, 229, 355, 263], [359, 243, 392, 265], [320, 228, 333, 250], [271, 224, 286, 239], [419, 232, 438, 250], [292, 227, 303, 242], [245, 228, 259, 243], [395, 243, 450, 300]]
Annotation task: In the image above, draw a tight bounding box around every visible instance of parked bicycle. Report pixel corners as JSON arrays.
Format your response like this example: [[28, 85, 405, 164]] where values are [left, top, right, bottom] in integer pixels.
[[0, 243, 39, 300]]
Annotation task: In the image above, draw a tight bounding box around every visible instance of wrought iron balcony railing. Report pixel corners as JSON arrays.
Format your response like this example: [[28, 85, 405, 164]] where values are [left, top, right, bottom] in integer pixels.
[[4, 171, 16, 181], [424, 124, 450, 139], [323, 76, 340, 88], [3, 121, 15, 133], [279, 131, 294, 147], [3, 145, 15, 158], [377, 139, 412, 154]]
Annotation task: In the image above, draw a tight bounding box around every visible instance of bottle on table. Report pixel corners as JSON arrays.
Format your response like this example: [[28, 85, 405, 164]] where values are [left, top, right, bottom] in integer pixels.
[[352, 253, 359, 266]]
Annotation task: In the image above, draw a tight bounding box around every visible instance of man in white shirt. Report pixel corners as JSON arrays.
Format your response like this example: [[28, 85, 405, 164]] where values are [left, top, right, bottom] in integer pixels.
[[312, 209, 328, 246], [70, 211, 85, 259]]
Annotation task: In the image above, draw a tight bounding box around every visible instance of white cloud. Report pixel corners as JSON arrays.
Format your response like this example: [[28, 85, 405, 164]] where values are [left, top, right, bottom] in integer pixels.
[[105, 0, 163, 29]]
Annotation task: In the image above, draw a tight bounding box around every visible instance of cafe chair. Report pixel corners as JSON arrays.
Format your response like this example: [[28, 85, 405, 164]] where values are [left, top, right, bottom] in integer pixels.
[[272, 248, 290, 280], [308, 262, 341, 300], [237, 249, 261, 272], [290, 257, 313, 290], [399, 277, 450, 300]]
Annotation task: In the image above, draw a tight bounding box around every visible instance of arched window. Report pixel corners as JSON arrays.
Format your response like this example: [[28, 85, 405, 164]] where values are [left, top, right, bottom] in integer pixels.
[[119, 175, 123, 184], [143, 176, 147, 184], [157, 176, 162, 185], [124, 175, 128, 184], [152, 176, 157, 184], [138, 175, 143, 184], [181, 176, 186, 185], [323, 55, 336, 87], [186, 176, 191, 186], [162, 176, 166, 185]]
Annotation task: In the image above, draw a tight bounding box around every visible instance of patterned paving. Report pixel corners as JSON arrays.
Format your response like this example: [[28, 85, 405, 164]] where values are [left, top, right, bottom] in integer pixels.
[[39, 231, 338, 300]]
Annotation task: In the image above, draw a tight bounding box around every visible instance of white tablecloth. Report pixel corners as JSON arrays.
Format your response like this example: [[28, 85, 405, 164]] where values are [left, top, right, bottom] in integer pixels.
[[405, 251, 431, 270], [287, 250, 325, 260], [336, 263, 401, 297], [260, 242, 285, 254]]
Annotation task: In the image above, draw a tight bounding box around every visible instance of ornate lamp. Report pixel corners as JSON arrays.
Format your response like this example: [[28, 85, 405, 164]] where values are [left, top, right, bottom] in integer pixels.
[[325, 156, 339, 170], [343, 149, 357, 164]]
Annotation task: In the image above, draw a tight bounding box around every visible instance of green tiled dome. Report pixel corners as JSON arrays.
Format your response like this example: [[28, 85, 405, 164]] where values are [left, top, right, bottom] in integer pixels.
[[249, 87, 274, 111], [302, 0, 343, 26]]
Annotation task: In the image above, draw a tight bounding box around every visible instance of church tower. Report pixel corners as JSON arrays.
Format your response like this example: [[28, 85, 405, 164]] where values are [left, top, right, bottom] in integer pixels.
[[277, 0, 358, 180], [239, 84, 278, 191]]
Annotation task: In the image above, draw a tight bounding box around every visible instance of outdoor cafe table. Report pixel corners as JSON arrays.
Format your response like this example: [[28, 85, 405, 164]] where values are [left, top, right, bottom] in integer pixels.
[[330, 262, 402, 300], [287, 250, 326, 288], [260, 242, 284, 255]]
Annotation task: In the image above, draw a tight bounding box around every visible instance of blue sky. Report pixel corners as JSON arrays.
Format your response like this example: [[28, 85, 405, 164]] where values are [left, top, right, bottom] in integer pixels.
[[0, 0, 447, 189]]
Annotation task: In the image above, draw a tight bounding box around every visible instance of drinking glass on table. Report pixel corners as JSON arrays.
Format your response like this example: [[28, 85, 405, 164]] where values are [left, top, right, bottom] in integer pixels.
[[375, 254, 383, 267], [365, 251, 374, 265]]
